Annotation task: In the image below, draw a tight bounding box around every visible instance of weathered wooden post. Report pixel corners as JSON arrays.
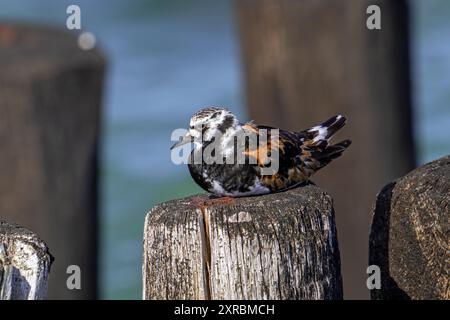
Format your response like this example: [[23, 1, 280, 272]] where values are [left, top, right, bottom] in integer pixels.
[[0, 24, 105, 299], [0, 221, 53, 300], [143, 185, 342, 299], [235, 0, 415, 298], [369, 155, 450, 300]]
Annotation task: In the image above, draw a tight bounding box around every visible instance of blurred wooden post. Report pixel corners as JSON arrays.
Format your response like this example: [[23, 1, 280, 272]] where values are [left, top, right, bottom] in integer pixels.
[[0, 221, 53, 300], [0, 24, 105, 299], [370, 155, 450, 300], [143, 186, 343, 300], [235, 0, 415, 298]]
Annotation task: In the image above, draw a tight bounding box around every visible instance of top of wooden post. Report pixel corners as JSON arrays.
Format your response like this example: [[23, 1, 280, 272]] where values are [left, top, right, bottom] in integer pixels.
[[0, 23, 106, 82], [370, 154, 450, 300], [143, 184, 343, 300]]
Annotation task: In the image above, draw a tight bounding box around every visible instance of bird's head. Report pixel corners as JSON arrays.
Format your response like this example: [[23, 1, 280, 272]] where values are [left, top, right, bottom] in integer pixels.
[[171, 107, 239, 150]]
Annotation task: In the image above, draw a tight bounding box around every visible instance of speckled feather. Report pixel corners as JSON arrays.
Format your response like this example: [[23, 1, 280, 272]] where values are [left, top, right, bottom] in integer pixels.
[[180, 108, 351, 197]]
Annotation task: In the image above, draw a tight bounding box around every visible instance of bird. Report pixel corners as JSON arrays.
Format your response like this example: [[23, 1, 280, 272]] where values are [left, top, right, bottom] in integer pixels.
[[171, 107, 351, 198]]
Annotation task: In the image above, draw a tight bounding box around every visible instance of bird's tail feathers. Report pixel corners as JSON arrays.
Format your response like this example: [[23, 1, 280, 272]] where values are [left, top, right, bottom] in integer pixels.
[[315, 139, 352, 161], [308, 115, 347, 141]]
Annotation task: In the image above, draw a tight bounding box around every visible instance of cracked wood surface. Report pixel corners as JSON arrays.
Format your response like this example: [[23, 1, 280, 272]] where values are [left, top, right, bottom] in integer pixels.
[[143, 185, 343, 300], [0, 221, 53, 300]]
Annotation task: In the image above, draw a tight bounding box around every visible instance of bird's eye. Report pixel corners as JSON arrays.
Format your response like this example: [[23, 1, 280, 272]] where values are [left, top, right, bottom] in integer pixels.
[[189, 125, 194, 129]]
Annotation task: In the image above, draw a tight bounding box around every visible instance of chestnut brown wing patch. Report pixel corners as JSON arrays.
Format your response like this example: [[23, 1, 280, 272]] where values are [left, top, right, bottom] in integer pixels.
[[242, 123, 309, 191]]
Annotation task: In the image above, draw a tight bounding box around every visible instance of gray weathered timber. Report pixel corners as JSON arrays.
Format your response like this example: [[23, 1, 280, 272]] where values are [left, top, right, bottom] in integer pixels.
[[0, 24, 105, 299], [0, 221, 53, 300], [235, 0, 415, 299], [143, 185, 343, 300], [370, 155, 450, 300]]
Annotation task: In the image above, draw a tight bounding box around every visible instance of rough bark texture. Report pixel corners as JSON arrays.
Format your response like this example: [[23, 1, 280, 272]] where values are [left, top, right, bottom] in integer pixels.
[[235, 0, 415, 299], [369, 155, 450, 300], [143, 185, 342, 300], [0, 221, 53, 300], [0, 24, 105, 299]]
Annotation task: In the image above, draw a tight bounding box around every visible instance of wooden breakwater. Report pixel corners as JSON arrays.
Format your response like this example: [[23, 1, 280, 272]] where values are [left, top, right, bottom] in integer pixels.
[[0, 23, 105, 299], [143, 155, 449, 300]]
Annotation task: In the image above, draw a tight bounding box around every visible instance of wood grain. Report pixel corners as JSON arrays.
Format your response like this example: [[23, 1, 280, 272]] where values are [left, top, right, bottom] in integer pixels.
[[143, 185, 343, 300]]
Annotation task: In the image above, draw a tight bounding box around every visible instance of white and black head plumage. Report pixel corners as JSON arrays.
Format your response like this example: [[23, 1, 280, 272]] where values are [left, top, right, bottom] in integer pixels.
[[172, 107, 351, 197], [188, 107, 238, 143]]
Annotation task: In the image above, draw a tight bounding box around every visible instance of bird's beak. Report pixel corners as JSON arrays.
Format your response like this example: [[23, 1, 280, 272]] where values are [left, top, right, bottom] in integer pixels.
[[170, 132, 193, 150]]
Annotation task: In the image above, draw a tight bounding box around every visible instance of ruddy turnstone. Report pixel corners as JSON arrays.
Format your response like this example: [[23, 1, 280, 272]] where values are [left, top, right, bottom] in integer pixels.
[[171, 107, 351, 197]]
